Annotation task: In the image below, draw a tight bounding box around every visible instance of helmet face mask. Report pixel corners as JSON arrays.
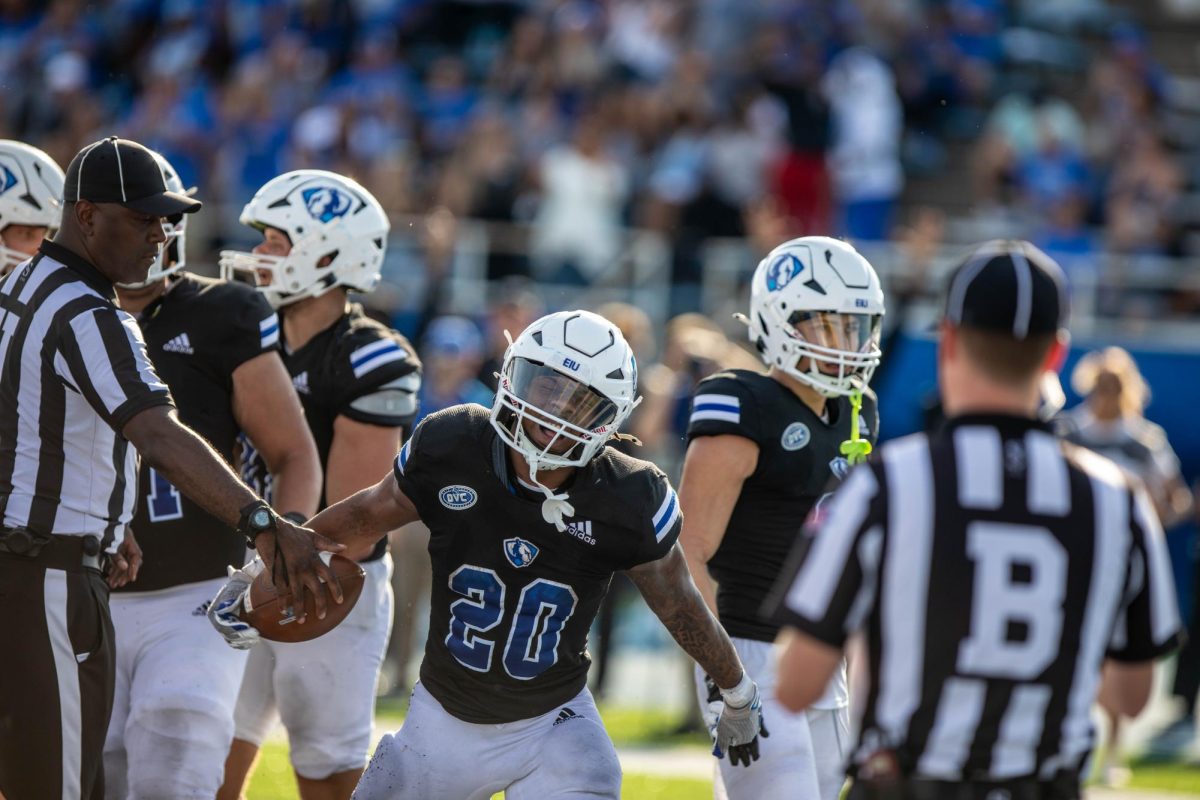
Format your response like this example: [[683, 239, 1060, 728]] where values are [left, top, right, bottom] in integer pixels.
[[0, 140, 65, 275], [749, 236, 885, 397], [490, 311, 637, 473], [219, 170, 389, 309], [116, 152, 191, 290]]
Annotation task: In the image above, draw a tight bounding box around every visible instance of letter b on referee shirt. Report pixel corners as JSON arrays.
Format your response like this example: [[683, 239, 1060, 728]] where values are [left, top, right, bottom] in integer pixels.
[[958, 523, 1068, 679]]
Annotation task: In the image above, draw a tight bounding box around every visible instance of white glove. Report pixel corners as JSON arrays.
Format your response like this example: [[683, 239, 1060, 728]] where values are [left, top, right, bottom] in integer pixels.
[[693, 663, 724, 733], [207, 557, 265, 650], [711, 672, 768, 767]]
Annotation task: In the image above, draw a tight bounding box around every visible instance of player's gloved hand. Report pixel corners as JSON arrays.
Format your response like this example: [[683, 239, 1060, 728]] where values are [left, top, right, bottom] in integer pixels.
[[207, 557, 265, 650], [711, 672, 769, 767], [693, 665, 724, 733]]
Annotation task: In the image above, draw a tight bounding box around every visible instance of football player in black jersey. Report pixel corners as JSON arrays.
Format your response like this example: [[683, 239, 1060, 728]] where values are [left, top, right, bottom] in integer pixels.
[[679, 236, 885, 800], [103, 152, 324, 799], [0, 140, 65, 275], [211, 309, 767, 799], [215, 170, 421, 800]]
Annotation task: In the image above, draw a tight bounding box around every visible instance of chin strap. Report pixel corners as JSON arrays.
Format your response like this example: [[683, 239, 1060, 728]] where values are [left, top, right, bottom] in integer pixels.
[[839, 387, 873, 466], [525, 456, 575, 532]]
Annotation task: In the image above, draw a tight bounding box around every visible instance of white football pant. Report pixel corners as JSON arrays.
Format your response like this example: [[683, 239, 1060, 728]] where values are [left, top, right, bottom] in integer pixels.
[[353, 682, 621, 799], [696, 636, 850, 800], [233, 553, 393, 778], [105, 576, 249, 800]]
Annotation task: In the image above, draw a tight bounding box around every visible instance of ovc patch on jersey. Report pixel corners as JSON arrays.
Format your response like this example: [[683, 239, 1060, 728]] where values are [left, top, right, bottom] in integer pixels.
[[652, 487, 680, 543], [301, 185, 352, 223], [439, 484, 477, 510], [765, 253, 804, 291], [690, 393, 740, 425], [260, 313, 280, 349], [781, 421, 811, 451], [350, 339, 407, 378], [504, 537, 539, 568]]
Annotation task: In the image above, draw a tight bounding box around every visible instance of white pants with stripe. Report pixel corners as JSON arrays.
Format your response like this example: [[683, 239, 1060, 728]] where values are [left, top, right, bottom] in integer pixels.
[[234, 554, 394, 779], [696, 637, 850, 800], [104, 576, 248, 800], [353, 682, 621, 799]]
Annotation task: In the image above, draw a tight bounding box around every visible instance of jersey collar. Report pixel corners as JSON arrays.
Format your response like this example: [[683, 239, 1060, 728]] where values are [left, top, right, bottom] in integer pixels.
[[39, 240, 116, 301]]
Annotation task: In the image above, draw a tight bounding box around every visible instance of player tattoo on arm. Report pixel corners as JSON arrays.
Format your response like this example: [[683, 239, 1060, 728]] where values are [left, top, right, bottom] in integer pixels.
[[627, 543, 745, 688]]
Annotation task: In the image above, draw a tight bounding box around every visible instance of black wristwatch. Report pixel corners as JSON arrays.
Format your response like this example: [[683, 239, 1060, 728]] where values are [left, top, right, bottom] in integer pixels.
[[237, 500, 277, 548]]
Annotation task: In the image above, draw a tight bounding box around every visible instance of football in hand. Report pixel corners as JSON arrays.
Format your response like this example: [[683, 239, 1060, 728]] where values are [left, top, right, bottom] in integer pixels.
[[241, 553, 365, 643]]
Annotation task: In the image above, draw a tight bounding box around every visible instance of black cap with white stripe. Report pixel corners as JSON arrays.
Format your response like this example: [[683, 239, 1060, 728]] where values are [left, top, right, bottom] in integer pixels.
[[63, 136, 201, 216], [943, 240, 1068, 339]]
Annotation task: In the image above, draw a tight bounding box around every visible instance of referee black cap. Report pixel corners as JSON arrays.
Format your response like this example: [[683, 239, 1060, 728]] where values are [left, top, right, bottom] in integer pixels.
[[943, 239, 1068, 339], [63, 136, 201, 217]]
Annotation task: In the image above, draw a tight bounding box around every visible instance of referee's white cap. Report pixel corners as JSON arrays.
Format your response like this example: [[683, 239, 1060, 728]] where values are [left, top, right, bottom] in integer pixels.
[[63, 136, 201, 217], [943, 239, 1069, 340]]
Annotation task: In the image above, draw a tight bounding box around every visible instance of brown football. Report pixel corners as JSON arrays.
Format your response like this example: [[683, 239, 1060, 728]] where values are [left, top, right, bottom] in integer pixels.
[[241, 553, 365, 643]]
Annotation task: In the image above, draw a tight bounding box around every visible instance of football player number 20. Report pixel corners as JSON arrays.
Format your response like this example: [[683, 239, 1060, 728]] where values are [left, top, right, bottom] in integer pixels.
[[147, 467, 184, 523], [447, 565, 578, 680]]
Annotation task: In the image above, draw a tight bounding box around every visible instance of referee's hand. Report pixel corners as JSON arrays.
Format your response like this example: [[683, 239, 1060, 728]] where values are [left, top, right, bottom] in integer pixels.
[[107, 529, 142, 588], [256, 519, 346, 623]]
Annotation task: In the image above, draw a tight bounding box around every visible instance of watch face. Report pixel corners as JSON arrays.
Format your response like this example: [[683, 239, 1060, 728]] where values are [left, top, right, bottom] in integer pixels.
[[251, 508, 272, 529]]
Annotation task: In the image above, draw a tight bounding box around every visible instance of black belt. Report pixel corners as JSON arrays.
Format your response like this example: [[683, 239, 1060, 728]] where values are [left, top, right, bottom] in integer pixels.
[[0, 527, 103, 572]]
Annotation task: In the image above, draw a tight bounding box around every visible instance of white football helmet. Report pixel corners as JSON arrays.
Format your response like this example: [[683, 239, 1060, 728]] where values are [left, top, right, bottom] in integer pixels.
[[748, 236, 885, 397], [117, 150, 193, 289], [491, 310, 639, 472], [0, 140, 65, 273], [219, 170, 389, 308]]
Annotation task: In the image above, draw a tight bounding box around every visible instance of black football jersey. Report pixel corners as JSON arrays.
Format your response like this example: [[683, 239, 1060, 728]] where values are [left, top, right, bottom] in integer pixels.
[[241, 303, 420, 561], [394, 404, 681, 724], [117, 274, 281, 593], [686, 369, 879, 641]]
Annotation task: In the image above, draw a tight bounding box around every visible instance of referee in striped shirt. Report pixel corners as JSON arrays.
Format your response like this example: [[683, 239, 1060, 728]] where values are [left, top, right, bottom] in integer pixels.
[[766, 240, 1183, 800], [0, 137, 346, 799]]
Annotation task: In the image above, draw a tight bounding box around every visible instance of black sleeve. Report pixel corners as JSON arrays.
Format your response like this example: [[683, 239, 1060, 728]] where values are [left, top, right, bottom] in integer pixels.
[[392, 414, 432, 519], [762, 461, 886, 647], [56, 306, 174, 431], [216, 286, 281, 374], [685, 372, 763, 446], [1107, 484, 1185, 662], [335, 328, 422, 431], [624, 469, 682, 568]]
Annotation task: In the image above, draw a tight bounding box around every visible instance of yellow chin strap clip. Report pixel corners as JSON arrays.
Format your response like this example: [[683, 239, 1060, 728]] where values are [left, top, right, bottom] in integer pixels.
[[839, 388, 873, 466]]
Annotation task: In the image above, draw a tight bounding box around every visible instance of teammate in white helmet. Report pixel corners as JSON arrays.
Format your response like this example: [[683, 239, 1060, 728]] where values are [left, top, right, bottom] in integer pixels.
[[216, 170, 421, 800], [679, 236, 886, 799], [103, 151, 323, 799], [210, 309, 767, 799], [0, 140, 65, 274]]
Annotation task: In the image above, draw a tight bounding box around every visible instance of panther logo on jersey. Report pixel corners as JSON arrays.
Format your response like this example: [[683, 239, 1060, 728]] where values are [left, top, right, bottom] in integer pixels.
[[504, 537, 539, 568], [781, 422, 811, 451], [829, 456, 851, 481], [0, 166, 16, 196], [301, 186, 352, 223], [765, 253, 804, 292]]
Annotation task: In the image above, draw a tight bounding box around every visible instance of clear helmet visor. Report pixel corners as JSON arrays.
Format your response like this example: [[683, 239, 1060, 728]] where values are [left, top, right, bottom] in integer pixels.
[[788, 311, 881, 356], [510, 358, 617, 431]]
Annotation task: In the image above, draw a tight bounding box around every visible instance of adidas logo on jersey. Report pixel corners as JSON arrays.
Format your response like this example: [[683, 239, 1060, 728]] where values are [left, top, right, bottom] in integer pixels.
[[553, 707, 581, 726], [161, 333, 194, 355], [293, 371, 310, 395], [564, 520, 595, 546]]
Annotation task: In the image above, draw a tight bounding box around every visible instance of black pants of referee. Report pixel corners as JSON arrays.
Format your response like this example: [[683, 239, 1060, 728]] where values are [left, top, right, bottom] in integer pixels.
[[0, 549, 114, 799]]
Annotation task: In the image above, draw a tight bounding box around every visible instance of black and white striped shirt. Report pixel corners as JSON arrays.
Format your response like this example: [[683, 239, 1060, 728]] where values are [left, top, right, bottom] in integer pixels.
[[768, 413, 1183, 783], [0, 241, 173, 547]]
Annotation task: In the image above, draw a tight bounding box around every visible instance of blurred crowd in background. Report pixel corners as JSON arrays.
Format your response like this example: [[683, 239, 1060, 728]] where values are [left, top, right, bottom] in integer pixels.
[[5, 0, 1200, 322]]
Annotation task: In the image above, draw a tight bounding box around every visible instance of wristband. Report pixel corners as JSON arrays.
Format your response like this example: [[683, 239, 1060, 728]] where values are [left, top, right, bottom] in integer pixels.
[[719, 671, 755, 708], [281, 511, 308, 526]]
